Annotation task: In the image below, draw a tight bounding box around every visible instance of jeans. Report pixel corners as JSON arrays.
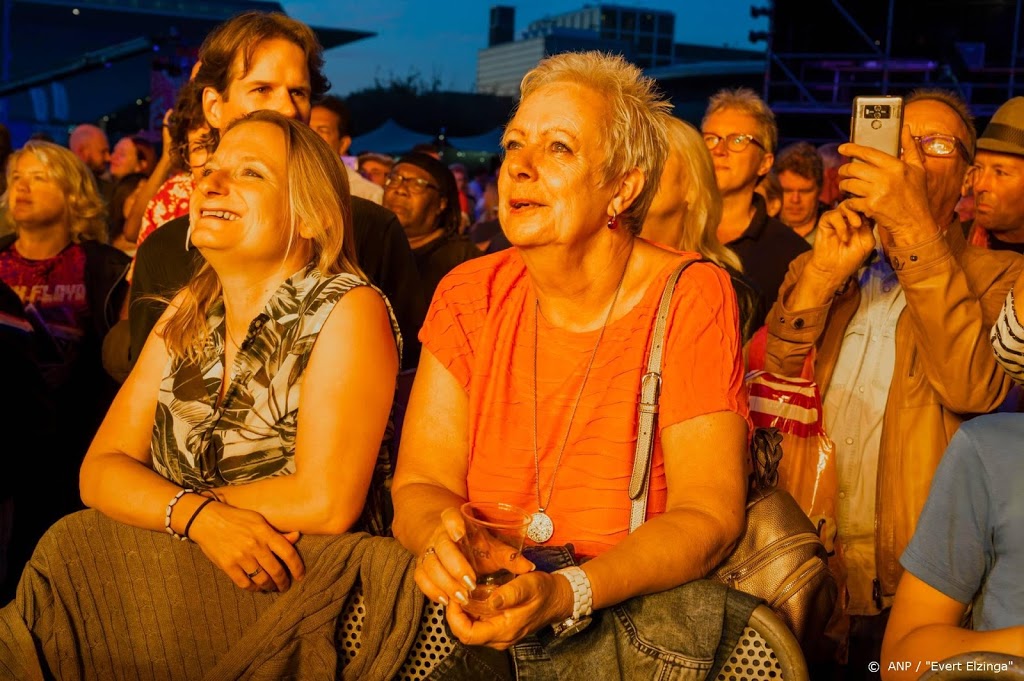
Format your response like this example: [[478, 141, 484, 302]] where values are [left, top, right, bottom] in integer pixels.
[[428, 563, 760, 681]]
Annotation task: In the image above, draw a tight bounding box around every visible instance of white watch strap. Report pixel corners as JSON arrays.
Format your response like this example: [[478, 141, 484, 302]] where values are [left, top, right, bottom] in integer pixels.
[[554, 566, 593, 620]]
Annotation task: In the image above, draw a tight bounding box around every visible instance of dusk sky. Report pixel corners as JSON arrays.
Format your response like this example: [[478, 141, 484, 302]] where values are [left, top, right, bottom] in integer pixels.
[[281, 1, 768, 96]]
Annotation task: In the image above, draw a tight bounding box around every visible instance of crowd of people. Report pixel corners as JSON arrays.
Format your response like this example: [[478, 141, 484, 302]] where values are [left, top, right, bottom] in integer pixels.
[[0, 8, 1022, 681]]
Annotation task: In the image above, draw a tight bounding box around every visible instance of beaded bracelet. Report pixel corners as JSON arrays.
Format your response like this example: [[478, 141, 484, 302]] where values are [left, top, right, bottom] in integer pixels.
[[184, 497, 216, 539], [165, 488, 196, 541]]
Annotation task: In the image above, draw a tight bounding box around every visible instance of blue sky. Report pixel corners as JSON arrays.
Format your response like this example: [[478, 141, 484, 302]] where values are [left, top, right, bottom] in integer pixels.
[[282, 1, 767, 96]]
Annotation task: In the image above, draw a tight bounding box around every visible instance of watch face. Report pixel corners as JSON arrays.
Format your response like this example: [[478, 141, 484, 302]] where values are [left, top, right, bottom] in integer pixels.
[[553, 616, 592, 638]]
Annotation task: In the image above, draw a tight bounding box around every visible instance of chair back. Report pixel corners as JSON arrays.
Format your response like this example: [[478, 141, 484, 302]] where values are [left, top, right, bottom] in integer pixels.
[[716, 604, 810, 681]]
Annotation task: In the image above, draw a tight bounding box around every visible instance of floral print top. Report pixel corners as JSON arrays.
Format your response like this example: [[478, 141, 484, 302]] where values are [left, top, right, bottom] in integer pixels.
[[138, 173, 194, 250], [151, 265, 403, 536]]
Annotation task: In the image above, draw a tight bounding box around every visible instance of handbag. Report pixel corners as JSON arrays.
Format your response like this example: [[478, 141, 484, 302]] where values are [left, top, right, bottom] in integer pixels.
[[628, 258, 837, 659]]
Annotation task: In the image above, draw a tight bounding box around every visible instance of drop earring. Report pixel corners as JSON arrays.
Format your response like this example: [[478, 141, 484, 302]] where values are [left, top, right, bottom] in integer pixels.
[[607, 211, 618, 230]]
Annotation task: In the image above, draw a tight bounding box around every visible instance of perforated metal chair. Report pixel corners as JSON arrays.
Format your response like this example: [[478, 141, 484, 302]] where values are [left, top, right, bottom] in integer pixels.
[[716, 604, 810, 680], [338, 585, 452, 680]]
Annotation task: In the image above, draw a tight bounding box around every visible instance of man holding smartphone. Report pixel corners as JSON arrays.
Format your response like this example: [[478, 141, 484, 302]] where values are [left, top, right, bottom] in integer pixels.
[[763, 89, 1023, 676]]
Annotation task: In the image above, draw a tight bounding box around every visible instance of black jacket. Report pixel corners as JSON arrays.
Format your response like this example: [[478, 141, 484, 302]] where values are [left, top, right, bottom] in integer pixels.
[[0, 235, 129, 539], [129, 196, 427, 370], [726, 193, 811, 313]]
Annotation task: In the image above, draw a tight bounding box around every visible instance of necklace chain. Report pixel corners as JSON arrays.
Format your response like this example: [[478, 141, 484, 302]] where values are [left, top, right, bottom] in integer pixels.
[[224, 323, 241, 351], [532, 245, 633, 516]]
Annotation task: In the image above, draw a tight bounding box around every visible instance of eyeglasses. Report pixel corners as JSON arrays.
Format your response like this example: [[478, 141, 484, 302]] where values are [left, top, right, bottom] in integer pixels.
[[703, 133, 766, 153], [912, 134, 970, 161], [178, 138, 215, 169], [384, 172, 439, 195]]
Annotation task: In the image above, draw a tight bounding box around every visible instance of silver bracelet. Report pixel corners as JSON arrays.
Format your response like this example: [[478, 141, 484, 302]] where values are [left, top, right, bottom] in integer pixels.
[[164, 488, 195, 541]]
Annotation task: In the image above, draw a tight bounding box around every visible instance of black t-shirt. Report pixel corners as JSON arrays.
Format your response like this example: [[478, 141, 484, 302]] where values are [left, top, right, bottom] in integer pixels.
[[726, 193, 811, 312], [412, 232, 481, 306], [989, 234, 1024, 255], [129, 196, 427, 370]]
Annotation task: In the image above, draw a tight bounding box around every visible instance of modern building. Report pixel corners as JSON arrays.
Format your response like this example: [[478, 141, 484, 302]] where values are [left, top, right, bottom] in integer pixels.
[[0, 0, 373, 145], [476, 4, 763, 110]]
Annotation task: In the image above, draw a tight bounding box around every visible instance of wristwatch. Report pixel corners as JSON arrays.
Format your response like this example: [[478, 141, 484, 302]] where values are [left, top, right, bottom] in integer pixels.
[[551, 566, 594, 638]]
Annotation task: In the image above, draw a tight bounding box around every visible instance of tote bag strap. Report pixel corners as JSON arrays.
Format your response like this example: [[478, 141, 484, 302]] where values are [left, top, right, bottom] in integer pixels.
[[628, 258, 707, 533]]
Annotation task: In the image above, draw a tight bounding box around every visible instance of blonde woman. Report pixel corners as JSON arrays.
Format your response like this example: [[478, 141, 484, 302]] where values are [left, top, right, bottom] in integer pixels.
[[0, 141, 129, 591], [393, 52, 751, 675], [81, 109, 401, 572], [642, 115, 766, 342], [1, 112, 407, 677]]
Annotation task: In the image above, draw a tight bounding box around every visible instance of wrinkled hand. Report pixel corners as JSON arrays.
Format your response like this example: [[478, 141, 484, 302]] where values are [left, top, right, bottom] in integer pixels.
[[446, 571, 573, 650], [805, 203, 877, 286], [414, 507, 534, 609], [838, 126, 936, 243], [187, 500, 304, 593]]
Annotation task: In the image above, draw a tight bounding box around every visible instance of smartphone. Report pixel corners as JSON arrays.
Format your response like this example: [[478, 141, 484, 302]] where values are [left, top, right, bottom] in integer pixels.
[[851, 95, 904, 156]]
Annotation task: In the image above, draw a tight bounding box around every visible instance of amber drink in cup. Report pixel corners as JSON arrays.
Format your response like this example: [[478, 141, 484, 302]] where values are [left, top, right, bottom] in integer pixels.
[[458, 501, 531, 617]]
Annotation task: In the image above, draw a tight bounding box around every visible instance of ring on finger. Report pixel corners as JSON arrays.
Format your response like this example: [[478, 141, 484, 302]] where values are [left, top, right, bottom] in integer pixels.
[[246, 566, 264, 579]]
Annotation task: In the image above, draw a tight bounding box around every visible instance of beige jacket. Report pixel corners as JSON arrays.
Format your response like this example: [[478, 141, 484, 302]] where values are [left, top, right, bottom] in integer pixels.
[[764, 223, 1023, 606]]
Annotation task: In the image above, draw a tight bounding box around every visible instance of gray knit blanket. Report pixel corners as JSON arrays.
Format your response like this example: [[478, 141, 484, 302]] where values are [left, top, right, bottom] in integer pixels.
[[0, 510, 422, 680]]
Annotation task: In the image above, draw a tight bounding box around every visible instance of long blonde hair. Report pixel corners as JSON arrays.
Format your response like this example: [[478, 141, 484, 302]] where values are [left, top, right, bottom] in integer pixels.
[[161, 111, 361, 361], [651, 116, 742, 272], [1, 141, 107, 242]]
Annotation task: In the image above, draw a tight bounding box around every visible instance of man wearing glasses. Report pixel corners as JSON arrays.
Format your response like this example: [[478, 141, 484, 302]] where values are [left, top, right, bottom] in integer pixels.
[[382, 152, 479, 303], [764, 89, 1023, 677], [701, 87, 810, 311]]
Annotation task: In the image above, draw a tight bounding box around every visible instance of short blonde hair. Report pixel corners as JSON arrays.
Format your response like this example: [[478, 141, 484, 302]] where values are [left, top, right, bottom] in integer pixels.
[[661, 116, 741, 271], [703, 87, 778, 154], [517, 51, 670, 234], [2, 141, 107, 241], [161, 110, 361, 362]]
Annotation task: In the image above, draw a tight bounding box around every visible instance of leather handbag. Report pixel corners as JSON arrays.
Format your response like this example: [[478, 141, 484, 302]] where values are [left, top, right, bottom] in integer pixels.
[[628, 258, 837, 659]]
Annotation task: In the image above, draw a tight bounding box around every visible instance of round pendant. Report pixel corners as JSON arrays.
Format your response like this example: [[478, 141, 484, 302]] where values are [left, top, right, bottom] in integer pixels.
[[527, 511, 554, 543]]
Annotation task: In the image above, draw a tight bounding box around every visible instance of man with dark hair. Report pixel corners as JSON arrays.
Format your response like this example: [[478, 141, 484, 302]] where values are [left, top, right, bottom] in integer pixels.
[[310, 94, 383, 203], [775, 141, 826, 244], [966, 96, 1024, 254], [129, 11, 426, 371], [383, 152, 478, 302]]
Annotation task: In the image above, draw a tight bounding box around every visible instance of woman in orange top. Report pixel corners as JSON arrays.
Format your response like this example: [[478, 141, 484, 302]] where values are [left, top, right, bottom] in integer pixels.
[[392, 51, 750, 658]]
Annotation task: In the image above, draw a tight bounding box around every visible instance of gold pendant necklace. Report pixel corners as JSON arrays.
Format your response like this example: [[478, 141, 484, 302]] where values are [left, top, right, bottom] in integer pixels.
[[528, 244, 632, 543]]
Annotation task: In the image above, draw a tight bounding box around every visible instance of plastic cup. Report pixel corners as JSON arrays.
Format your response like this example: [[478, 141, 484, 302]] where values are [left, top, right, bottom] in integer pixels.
[[458, 501, 531, 617]]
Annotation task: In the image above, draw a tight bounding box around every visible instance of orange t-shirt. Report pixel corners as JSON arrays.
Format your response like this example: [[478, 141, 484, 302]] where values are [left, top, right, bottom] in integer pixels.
[[420, 246, 749, 557]]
